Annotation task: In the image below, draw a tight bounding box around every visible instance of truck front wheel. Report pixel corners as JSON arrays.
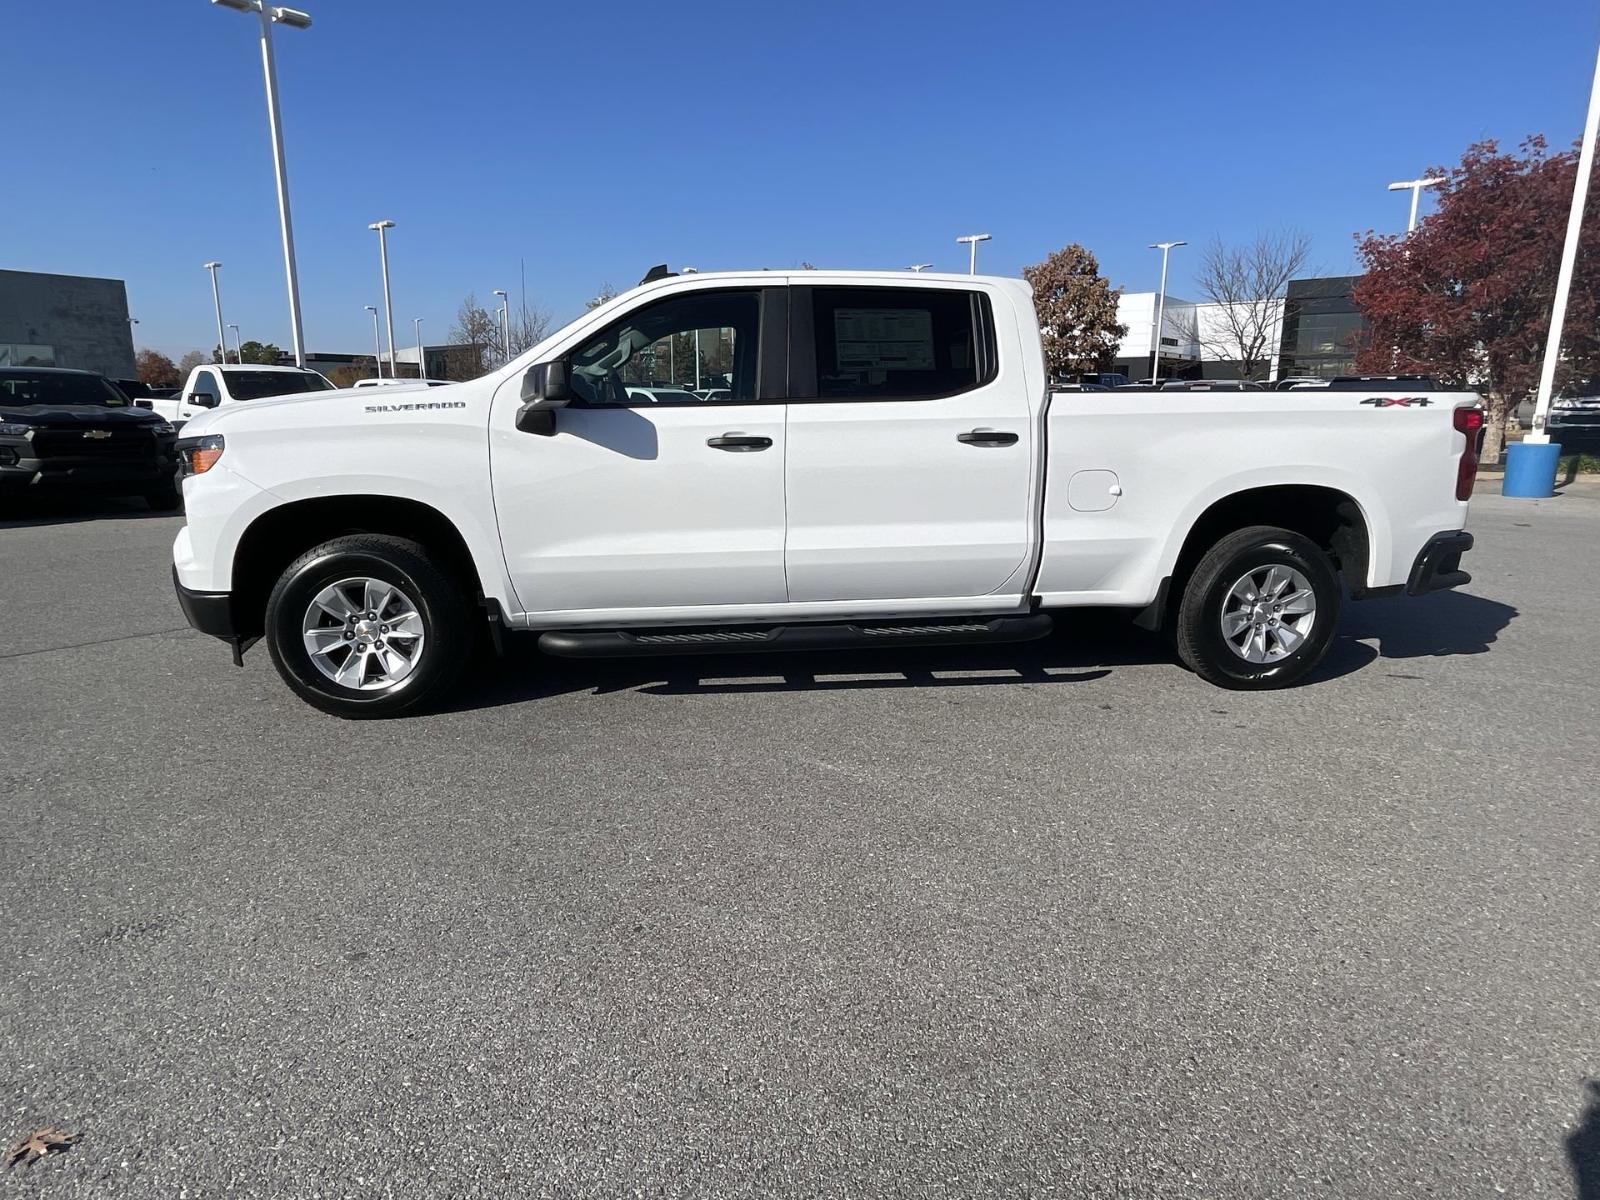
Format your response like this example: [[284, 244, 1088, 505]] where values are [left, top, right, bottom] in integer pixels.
[[263, 534, 472, 718], [1174, 525, 1342, 689]]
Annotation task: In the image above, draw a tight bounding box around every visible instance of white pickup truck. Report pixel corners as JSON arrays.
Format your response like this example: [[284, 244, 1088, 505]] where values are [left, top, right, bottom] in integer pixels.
[[156, 363, 334, 430], [171, 269, 1483, 717]]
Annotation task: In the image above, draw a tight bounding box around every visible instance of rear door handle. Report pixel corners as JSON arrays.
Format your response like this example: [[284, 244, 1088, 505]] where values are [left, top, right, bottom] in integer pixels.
[[706, 434, 773, 452], [957, 429, 1019, 447]]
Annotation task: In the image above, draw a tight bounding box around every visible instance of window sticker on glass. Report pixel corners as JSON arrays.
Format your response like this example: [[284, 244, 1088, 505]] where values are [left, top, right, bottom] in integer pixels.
[[834, 308, 935, 371]]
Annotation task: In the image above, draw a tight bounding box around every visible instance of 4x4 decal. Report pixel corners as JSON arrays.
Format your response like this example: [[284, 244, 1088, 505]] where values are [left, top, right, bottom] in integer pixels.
[[1361, 397, 1432, 408]]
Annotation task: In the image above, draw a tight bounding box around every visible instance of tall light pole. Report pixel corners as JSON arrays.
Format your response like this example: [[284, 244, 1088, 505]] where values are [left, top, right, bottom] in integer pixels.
[[1387, 176, 1445, 233], [1148, 241, 1186, 382], [204, 261, 226, 366], [493, 289, 510, 362], [907, 263, 933, 272], [228, 323, 243, 363], [413, 317, 424, 379], [367, 220, 397, 376], [956, 233, 991, 275], [1526, 39, 1600, 455], [210, 0, 311, 368], [364, 305, 382, 376]]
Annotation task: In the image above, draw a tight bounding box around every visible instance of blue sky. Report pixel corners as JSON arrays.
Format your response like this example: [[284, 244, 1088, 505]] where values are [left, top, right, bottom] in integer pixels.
[[6, 0, 1600, 360]]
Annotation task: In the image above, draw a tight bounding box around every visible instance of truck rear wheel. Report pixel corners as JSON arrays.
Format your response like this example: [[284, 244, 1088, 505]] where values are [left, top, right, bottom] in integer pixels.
[[1174, 525, 1341, 689], [264, 534, 472, 718]]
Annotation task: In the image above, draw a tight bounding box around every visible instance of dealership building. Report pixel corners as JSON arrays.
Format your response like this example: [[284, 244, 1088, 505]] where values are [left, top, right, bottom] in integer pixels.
[[0, 268, 137, 379], [1109, 275, 1364, 382]]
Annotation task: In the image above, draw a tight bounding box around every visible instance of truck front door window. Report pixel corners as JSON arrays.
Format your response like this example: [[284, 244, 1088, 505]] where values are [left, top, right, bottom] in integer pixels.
[[568, 289, 760, 405], [191, 371, 220, 407]]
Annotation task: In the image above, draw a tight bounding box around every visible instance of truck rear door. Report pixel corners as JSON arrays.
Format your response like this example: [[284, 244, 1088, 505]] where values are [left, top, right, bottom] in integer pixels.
[[782, 283, 1037, 603]]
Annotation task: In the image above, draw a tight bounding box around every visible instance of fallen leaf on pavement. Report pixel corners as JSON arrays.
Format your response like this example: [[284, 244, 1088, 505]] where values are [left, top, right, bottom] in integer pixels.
[[6, 1126, 78, 1168]]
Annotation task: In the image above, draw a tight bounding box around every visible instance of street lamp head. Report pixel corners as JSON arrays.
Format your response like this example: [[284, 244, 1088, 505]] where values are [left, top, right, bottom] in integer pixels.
[[493, 289, 508, 299], [204, 261, 222, 270], [907, 263, 933, 272], [365, 305, 377, 314], [368, 220, 395, 231], [270, 5, 313, 28], [955, 233, 992, 245], [1149, 241, 1187, 251], [1388, 177, 1445, 191], [210, 0, 257, 12]]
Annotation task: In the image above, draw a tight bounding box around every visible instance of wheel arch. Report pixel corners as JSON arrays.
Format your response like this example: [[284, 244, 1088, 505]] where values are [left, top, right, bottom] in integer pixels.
[[1149, 483, 1375, 630], [229, 495, 487, 640]]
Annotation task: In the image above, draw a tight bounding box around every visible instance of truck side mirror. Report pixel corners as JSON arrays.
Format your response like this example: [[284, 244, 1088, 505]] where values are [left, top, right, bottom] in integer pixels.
[[191, 391, 218, 409], [515, 362, 570, 437], [520, 361, 570, 404]]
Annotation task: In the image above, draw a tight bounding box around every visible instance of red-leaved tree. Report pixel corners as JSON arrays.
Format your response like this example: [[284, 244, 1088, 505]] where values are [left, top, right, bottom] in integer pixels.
[[135, 348, 179, 388], [1352, 136, 1600, 462]]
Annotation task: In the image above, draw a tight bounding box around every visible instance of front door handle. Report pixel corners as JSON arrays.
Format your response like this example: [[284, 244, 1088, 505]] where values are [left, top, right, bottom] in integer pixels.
[[957, 429, 1019, 447], [707, 434, 773, 452]]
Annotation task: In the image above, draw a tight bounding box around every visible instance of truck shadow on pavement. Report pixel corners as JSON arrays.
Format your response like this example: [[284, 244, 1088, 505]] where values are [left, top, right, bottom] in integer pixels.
[[1570, 1081, 1600, 1200], [1328, 589, 1517, 665], [0, 495, 176, 529], [444, 590, 1517, 712]]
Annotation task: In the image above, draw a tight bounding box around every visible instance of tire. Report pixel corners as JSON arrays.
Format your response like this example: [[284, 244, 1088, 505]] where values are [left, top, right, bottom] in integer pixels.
[[145, 480, 183, 512], [1174, 525, 1342, 690], [264, 534, 473, 718]]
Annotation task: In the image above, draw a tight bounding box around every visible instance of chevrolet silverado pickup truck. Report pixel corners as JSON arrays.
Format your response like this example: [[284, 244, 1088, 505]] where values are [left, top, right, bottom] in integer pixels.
[[156, 363, 335, 430], [1, 366, 180, 509], [171, 269, 1483, 717]]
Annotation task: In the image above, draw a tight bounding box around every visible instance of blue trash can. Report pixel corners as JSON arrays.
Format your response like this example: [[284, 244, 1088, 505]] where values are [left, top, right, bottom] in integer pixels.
[[1502, 441, 1563, 498]]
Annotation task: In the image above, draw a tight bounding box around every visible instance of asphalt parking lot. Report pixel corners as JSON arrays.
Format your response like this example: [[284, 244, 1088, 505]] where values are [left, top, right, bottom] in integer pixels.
[[2, 485, 1597, 1198]]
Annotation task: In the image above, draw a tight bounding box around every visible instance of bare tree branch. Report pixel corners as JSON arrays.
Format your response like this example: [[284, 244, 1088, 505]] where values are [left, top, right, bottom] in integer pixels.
[[1192, 231, 1310, 380]]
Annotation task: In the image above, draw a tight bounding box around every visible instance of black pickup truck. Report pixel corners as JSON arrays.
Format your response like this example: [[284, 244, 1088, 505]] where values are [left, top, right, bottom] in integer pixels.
[[0, 366, 181, 510]]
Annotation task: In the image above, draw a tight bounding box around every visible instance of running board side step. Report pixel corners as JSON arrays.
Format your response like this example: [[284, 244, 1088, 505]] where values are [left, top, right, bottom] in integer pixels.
[[537, 614, 1054, 659]]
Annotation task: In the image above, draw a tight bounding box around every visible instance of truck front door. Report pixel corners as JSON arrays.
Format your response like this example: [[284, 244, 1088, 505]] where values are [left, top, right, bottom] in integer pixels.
[[490, 286, 790, 618], [782, 283, 1037, 604]]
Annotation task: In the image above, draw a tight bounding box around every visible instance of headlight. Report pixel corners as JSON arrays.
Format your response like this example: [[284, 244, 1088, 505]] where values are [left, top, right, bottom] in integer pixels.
[[149, 419, 175, 435], [0, 422, 33, 436], [1553, 398, 1577, 409], [177, 433, 225, 475]]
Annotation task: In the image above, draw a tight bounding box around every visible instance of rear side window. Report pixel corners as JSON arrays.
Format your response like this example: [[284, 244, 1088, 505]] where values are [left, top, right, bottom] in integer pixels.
[[225, 371, 334, 401], [806, 287, 992, 400]]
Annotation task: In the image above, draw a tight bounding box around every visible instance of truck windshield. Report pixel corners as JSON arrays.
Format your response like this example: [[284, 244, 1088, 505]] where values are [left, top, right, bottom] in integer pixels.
[[0, 371, 130, 407], [225, 371, 335, 401]]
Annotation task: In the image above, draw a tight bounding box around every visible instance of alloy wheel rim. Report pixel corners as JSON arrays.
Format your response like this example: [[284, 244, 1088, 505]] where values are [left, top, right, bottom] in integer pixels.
[[301, 576, 425, 691], [1219, 564, 1316, 664]]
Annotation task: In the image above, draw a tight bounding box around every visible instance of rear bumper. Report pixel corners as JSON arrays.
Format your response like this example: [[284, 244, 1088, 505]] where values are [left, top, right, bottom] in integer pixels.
[[1406, 530, 1473, 596], [172, 565, 236, 640]]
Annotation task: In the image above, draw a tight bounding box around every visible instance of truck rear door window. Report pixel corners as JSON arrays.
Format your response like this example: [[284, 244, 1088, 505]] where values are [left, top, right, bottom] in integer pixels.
[[806, 287, 992, 401], [225, 371, 334, 401]]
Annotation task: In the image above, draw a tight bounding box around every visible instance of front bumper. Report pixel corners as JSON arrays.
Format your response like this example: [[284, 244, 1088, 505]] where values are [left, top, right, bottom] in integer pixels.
[[173, 565, 236, 640], [1548, 414, 1600, 444], [1406, 530, 1473, 596], [0, 447, 179, 496]]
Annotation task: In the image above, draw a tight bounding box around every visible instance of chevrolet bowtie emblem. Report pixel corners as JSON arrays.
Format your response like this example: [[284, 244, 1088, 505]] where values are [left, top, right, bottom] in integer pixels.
[[82, 429, 113, 439]]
